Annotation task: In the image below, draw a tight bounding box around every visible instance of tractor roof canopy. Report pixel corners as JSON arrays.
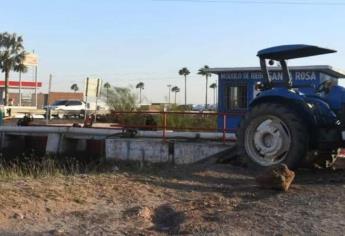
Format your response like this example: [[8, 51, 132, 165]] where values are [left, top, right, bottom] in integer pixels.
[[257, 44, 336, 60]]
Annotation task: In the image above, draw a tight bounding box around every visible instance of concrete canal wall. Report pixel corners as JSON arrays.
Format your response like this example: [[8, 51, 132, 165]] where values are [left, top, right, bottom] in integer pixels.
[[106, 139, 231, 164], [0, 126, 234, 164]]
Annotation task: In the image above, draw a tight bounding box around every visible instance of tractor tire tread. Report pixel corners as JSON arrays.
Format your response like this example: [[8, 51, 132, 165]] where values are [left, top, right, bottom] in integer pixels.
[[237, 102, 309, 170]]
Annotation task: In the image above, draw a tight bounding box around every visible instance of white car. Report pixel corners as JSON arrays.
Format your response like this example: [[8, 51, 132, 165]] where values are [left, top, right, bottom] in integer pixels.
[[47, 100, 87, 118]]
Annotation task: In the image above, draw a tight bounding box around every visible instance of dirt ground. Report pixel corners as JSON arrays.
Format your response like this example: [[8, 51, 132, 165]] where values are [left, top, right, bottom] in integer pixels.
[[0, 160, 345, 236]]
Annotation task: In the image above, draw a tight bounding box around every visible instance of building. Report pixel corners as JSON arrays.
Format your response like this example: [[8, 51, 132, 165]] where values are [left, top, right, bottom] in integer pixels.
[[8, 91, 84, 108], [209, 65, 345, 131], [1, 80, 42, 106]]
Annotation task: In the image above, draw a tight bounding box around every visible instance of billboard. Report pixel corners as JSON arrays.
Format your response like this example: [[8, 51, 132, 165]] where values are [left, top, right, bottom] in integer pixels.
[[23, 53, 38, 66], [84, 77, 102, 97]]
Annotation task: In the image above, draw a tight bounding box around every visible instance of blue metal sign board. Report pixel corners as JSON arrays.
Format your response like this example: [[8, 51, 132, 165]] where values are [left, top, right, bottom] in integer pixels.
[[216, 67, 339, 132]]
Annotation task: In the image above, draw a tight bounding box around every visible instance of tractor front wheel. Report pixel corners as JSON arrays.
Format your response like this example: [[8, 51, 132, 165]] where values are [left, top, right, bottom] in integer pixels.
[[237, 103, 309, 170]]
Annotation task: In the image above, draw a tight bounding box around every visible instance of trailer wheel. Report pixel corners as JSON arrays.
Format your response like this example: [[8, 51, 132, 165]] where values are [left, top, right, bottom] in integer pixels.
[[237, 103, 308, 170]]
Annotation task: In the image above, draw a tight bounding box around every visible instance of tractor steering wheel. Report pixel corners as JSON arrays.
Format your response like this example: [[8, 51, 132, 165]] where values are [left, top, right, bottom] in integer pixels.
[[316, 80, 332, 94]]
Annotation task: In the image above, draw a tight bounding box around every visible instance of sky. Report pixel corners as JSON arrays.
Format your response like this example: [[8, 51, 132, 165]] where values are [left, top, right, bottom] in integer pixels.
[[1, 0, 345, 104]]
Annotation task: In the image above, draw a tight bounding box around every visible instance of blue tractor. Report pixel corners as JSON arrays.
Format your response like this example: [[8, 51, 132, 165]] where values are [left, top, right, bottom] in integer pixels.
[[236, 44, 345, 169]]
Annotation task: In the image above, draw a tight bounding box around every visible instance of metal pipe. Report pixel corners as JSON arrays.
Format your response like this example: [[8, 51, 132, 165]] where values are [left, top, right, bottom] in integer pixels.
[[260, 57, 271, 87], [19, 71, 22, 106], [163, 112, 167, 142], [222, 113, 226, 143], [0, 126, 119, 136], [0, 126, 236, 140], [280, 60, 292, 87], [34, 65, 38, 108], [111, 111, 245, 116]]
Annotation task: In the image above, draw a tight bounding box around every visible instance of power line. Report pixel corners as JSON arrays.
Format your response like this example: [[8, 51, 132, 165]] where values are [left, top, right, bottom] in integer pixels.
[[153, 0, 345, 6]]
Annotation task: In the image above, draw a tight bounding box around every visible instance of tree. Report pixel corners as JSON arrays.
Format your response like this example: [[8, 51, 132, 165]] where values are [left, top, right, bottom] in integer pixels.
[[103, 82, 111, 103], [198, 65, 212, 109], [178, 67, 190, 106], [171, 86, 180, 104], [136, 82, 144, 105], [70, 83, 79, 93], [0, 32, 27, 105], [106, 86, 137, 111], [210, 82, 217, 106]]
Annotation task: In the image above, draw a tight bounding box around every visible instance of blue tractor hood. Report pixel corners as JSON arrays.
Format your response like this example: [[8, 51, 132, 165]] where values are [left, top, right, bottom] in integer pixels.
[[257, 44, 336, 60]]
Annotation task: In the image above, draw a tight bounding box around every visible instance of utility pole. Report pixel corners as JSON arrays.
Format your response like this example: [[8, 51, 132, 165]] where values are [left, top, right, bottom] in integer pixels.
[[84, 77, 89, 119], [48, 74, 52, 99], [32, 50, 38, 108], [167, 84, 172, 104], [184, 75, 187, 106], [19, 71, 22, 106], [34, 65, 38, 108]]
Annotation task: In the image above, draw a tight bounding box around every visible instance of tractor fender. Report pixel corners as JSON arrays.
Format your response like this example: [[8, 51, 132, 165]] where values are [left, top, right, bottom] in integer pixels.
[[249, 88, 338, 148], [250, 88, 337, 127], [250, 89, 316, 128]]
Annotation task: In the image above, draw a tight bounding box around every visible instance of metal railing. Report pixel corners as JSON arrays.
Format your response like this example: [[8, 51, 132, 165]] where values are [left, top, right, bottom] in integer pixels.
[[109, 110, 245, 143]]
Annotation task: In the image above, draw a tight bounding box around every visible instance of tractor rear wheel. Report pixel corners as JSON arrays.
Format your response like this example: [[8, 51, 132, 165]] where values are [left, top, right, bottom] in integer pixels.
[[237, 103, 309, 170]]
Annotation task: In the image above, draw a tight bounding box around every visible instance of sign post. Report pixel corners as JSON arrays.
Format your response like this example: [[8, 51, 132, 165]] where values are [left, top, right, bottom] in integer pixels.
[[95, 79, 102, 123], [46, 74, 52, 125], [23, 53, 39, 108], [84, 77, 89, 119], [84, 77, 102, 120]]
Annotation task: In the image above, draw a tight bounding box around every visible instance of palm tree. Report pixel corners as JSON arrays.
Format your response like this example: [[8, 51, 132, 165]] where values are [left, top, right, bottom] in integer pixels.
[[0, 32, 27, 105], [136, 82, 144, 104], [71, 83, 79, 93], [198, 65, 212, 109], [171, 86, 180, 104], [178, 67, 190, 106], [210, 82, 217, 106], [103, 82, 111, 103]]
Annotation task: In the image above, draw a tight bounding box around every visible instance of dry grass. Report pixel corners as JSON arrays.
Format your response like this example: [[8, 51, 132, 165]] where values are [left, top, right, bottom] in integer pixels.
[[0, 150, 163, 180], [0, 151, 97, 179]]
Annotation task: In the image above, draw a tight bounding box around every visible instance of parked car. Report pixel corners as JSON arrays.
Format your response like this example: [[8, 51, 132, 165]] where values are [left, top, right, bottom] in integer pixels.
[[192, 104, 205, 111], [46, 99, 87, 119]]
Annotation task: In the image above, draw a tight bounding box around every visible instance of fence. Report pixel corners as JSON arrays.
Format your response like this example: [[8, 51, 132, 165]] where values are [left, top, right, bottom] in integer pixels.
[[109, 111, 244, 143]]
